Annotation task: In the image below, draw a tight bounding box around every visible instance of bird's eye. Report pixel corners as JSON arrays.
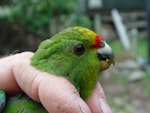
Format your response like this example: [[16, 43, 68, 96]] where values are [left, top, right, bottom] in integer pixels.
[[73, 44, 85, 56]]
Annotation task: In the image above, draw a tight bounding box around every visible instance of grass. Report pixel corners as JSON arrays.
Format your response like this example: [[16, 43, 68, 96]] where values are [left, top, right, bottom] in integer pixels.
[[105, 37, 149, 112], [141, 72, 150, 96], [138, 38, 148, 59], [107, 98, 132, 113], [108, 38, 148, 60]]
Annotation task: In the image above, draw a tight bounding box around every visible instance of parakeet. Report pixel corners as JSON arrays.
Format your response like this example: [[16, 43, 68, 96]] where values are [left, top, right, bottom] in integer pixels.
[[0, 26, 114, 113]]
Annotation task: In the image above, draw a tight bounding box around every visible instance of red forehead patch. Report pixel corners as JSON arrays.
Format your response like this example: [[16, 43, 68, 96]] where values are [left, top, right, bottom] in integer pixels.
[[91, 35, 103, 48]]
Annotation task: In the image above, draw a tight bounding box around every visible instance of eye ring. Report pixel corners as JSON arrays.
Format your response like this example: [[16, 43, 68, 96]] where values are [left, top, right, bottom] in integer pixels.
[[73, 44, 85, 56]]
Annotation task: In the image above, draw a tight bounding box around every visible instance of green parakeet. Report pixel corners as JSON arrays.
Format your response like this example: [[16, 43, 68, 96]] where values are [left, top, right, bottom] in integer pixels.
[[0, 26, 114, 113]]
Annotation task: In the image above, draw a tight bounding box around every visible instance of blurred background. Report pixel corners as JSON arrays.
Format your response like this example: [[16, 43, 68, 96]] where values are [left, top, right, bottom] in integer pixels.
[[0, 0, 150, 113]]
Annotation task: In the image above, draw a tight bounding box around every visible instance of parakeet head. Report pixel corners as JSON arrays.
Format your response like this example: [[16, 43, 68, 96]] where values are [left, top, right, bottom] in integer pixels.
[[31, 26, 114, 100]]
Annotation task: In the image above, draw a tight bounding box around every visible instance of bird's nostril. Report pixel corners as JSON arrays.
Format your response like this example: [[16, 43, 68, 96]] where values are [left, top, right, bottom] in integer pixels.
[[100, 40, 105, 48]]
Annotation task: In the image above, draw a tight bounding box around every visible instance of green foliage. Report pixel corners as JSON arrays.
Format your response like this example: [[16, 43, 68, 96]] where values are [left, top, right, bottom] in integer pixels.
[[0, 0, 91, 34], [0, 0, 11, 5], [0, 6, 11, 19], [8, 0, 75, 32], [74, 14, 92, 28]]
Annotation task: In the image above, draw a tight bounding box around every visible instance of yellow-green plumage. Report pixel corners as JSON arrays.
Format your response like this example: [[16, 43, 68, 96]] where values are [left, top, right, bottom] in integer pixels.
[[31, 27, 100, 99], [2, 95, 47, 113], [1, 26, 114, 113]]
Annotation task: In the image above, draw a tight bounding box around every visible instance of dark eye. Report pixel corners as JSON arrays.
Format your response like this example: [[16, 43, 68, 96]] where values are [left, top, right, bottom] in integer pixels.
[[73, 44, 85, 56]]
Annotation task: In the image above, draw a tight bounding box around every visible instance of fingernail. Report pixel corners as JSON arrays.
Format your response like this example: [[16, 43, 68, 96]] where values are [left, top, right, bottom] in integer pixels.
[[79, 102, 91, 113], [99, 98, 113, 113]]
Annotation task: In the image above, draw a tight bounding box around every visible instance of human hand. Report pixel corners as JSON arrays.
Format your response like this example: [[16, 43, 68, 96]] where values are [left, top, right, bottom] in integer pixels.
[[0, 52, 112, 113]]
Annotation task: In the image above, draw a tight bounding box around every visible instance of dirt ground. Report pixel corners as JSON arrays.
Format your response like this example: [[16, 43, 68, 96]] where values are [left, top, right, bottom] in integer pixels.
[[100, 61, 150, 113]]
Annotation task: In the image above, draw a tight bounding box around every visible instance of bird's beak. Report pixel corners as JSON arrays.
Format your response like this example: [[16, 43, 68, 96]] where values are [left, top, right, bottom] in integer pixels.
[[97, 40, 115, 71]]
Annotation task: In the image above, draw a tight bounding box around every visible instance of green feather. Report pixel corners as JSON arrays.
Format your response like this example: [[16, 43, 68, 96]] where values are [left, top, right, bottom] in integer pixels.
[[31, 27, 100, 99], [0, 90, 6, 112], [2, 27, 103, 112], [2, 95, 47, 113]]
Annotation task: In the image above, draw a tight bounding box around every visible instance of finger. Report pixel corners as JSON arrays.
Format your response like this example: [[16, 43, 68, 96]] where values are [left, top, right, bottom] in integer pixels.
[[38, 74, 91, 113], [12, 52, 91, 113], [0, 52, 34, 94], [86, 82, 113, 113]]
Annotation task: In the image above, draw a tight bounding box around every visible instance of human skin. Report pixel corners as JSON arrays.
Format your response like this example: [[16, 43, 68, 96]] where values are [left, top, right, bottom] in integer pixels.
[[0, 52, 112, 113]]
